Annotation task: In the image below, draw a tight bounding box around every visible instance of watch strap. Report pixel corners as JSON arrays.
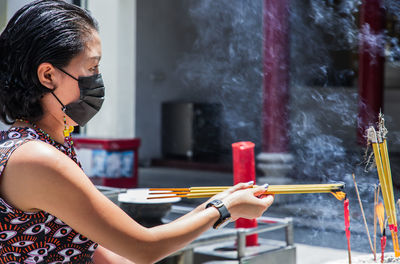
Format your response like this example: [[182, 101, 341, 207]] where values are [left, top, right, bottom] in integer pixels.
[[206, 200, 231, 229]]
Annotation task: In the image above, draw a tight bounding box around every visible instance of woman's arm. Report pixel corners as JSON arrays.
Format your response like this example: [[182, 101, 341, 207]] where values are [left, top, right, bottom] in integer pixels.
[[92, 245, 135, 264], [167, 181, 255, 224], [1, 141, 272, 264]]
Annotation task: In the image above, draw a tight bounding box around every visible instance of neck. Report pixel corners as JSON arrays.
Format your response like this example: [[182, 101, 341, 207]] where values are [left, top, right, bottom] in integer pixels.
[[32, 115, 66, 144], [36, 121, 65, 144], [13, 119, 63, 144]]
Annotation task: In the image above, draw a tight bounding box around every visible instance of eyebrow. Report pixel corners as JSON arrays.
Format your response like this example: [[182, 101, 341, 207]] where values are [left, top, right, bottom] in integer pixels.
[[90, 56, 101, 61]]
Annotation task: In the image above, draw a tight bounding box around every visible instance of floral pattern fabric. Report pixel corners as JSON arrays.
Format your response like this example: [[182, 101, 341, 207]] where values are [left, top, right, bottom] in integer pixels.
[[0, 127, 97, 263]]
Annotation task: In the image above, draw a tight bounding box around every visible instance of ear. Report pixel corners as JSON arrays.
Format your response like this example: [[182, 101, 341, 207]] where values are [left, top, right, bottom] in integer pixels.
[[37, 63, 58, 90]]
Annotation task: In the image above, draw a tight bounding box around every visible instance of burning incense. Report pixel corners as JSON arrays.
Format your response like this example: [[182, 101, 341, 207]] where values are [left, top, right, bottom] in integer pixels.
[[367, 124, 400, 257], [148, 183, 346, 200], [379, 115, 400, 257], [380, 141, 400, 257], [352, 173, 375, 257], [376, 203, 385, 234]]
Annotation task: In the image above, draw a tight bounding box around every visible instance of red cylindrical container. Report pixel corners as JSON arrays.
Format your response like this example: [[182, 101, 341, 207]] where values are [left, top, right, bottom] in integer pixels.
[[232, 141, 258, 246]]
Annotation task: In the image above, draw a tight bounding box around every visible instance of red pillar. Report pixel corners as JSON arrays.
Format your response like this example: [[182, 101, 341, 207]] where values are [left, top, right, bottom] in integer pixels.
[[232, 142, 258, 246], [262, 0, 291, 153], [357, 0, 385, 145]]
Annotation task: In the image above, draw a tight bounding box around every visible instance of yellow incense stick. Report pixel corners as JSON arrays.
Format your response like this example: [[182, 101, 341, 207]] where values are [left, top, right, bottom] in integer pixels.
[[380, 140, 400, 256], [369, 129, 391, 222], [379, 141, 396, 225], [378, 114, 400, 256], [368, 126, 400, 257], [150, 183, 344, 192], [148, 183, 346, 200], [373, 185, 377, 261]]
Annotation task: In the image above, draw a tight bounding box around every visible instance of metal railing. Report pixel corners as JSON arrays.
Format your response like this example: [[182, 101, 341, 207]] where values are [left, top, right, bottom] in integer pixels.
[[168, 205, 295, 264]]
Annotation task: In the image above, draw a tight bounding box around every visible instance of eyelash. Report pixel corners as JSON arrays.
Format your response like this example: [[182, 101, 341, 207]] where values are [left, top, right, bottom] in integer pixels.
[[90, 65, 99, 71]]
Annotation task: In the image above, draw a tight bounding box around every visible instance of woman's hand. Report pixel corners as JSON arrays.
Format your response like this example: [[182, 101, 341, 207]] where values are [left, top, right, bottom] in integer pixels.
[[220, 184, 274, 221], [205, 181, 255, 205]]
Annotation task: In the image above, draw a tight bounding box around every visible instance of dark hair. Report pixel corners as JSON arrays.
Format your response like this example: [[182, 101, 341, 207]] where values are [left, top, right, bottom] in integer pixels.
[[0, 0, 98, 124]]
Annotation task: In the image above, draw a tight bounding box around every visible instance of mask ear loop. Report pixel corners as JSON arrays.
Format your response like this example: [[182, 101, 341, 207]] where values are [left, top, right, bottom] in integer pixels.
[[57, 67, 79, 81], [54, 68, 80, 138], [51, 91, 67, 112]]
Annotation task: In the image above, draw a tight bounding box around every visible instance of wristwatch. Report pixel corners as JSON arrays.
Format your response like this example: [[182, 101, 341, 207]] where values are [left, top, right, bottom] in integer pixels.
[[206, 199, 231, 229]]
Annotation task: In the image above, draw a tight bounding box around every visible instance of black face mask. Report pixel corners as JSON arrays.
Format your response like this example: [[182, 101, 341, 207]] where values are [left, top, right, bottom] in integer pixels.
[[51, 68, 105, 127]]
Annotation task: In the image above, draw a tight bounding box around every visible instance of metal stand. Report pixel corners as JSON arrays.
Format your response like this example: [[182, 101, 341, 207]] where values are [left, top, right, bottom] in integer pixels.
[[167, 206, 296, 264], [99, 188, 296, 264]]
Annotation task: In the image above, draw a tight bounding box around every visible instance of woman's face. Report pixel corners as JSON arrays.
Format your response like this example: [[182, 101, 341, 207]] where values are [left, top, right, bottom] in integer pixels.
[[39, 29, 102, 126]]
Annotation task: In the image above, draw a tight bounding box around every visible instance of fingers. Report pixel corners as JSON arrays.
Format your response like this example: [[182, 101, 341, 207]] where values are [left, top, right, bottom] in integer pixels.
[[251, 184, 268, 197], [260, 194, 274, 207], [206, 181, 254, 205], [250, 184, 274, 208], [222, 182, 274, 219], [228, 181, 254, 193], [254, 192, 274, 216]]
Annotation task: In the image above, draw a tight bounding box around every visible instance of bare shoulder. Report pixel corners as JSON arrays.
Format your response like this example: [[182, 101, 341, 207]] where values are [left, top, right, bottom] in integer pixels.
[[6, 139, 71, 168], [4, 139, 83, 183], [1, 140, 93, 212]]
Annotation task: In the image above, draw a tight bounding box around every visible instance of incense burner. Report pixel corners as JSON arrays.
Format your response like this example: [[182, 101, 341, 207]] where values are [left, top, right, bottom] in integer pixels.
[[118, 188, 181, 227]]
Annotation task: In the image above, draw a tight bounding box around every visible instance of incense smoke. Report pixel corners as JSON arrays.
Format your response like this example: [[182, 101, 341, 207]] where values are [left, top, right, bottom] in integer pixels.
[[177, 0, 400, 179], [176, 0, 264, 158], [289, 0, 360, 182], [176, 0, 400, 252]]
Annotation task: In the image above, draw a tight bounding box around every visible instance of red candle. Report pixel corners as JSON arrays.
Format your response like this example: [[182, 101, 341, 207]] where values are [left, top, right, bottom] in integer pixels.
[[232, 141, 258, 246]]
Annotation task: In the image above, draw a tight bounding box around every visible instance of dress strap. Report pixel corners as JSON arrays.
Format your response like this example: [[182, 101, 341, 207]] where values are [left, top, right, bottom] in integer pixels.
[[0, 129, 38, 178]]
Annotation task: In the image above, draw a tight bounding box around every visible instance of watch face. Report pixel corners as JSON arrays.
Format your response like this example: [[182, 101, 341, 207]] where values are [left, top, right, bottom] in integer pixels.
[[207, 199, 232, 229], [212, 200, 224, 208]]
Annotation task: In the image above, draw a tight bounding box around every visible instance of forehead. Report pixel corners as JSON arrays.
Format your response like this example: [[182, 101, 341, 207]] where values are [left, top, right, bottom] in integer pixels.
[[69, 30, 102, 66], [84, 30, 102, 61]]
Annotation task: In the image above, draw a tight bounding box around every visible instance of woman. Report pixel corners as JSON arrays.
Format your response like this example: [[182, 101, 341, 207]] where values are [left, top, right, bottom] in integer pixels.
[[0, 1, 274, 263]]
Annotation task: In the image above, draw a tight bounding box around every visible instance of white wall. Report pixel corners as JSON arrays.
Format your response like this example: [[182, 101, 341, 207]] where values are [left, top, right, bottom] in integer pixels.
[[86, 0, 136, 139], [2, 0, 400, 160], [6, 0, 29, 17], [0, 0, 31, 131], [0, 0, 7, 31], [0, 0, 137, 138], [0, 0, 32, 32], [5, 0, 73, 18], [135, 0, 199, 162]]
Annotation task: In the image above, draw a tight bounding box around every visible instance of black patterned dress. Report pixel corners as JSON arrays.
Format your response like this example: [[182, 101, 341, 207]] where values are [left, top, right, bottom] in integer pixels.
[[0, 127, 98, 263]]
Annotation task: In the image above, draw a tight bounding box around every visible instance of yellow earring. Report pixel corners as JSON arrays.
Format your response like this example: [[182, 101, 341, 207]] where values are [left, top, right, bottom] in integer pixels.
[[63, 126, 74, 138], [63, 116, 74, 138]]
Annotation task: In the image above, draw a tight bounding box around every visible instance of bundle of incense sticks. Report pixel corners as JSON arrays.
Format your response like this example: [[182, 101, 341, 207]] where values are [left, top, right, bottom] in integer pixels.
[[367, 115, 400, 257], [148, 183, 346, 200]]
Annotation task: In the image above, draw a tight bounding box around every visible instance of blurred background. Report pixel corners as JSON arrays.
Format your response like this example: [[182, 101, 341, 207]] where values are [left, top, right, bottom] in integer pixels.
[[2, 1, 400, 262], [1, 0, 400, 183]]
